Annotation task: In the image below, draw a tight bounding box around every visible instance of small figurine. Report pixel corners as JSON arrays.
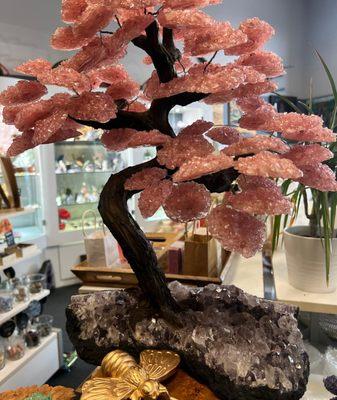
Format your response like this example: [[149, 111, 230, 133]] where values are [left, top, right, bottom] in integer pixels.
[[81, 349, 180, 400]]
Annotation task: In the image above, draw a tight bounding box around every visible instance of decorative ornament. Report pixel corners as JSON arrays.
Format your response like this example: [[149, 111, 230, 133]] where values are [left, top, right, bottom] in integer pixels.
[[81, 349, 180, 400]]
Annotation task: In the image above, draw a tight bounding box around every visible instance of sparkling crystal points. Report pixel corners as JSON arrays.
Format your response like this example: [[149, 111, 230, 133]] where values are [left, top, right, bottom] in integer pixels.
[[224, 136, 289, 156], [206, 126, 241, 145], [163, 182, 211, 222], [235, 151, 303, 180], [124, 167, 167, 191], [139, 180, 174, 218], [0, 81, 47, 106], [172, 153, 234, 182], [207, 204, 265, 258]]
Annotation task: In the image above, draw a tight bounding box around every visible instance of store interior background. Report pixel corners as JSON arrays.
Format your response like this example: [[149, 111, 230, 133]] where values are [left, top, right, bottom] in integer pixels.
[[1, 0, 337, 395]]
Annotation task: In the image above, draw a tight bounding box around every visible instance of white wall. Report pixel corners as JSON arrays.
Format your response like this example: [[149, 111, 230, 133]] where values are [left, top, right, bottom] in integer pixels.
[[206, 0, 307, 97], [2, 0, 336, 100], [0, 0, 307, 95], [302, 0, 337, 99]]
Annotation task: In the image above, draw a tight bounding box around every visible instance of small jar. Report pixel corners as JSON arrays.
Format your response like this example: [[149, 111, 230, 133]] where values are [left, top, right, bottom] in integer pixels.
[[27, 274, 46, 294], [25, 324, 40, 348], [11, 277, 30, 303], [0, 289, 14, 313], [0, 341, 5, 371], [34, 315, 53, 337], [5, 332, 25, 361]]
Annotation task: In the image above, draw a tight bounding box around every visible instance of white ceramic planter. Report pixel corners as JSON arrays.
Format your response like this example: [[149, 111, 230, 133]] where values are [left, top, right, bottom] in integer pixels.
[[284, 226, 337, 293]]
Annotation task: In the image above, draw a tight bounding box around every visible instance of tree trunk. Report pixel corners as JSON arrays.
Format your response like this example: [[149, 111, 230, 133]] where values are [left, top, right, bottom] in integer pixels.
[[98, 159, 181, 317]]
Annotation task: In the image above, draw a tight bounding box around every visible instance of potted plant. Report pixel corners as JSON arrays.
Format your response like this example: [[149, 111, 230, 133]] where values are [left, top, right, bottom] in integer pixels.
[[273, 53, 337, 293]]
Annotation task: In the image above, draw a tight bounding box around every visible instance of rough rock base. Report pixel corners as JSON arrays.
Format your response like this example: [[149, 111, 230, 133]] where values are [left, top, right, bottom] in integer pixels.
[[66, 282, 309, 400]]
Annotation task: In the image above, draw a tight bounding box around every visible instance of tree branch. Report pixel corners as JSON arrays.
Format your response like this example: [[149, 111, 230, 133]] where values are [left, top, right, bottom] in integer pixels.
[[132, 21, 177, 83], [72, 92, 210, 135], [98, 158, 182, 320]]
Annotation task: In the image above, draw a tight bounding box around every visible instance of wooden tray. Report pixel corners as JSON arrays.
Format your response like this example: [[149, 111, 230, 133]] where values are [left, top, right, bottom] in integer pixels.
[[72, 262, 222, 288]]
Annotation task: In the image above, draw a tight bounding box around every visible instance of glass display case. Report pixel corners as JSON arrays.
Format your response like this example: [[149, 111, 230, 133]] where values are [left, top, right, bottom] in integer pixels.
[[54, 139, 127, 233], [0, 149, 44, 243]]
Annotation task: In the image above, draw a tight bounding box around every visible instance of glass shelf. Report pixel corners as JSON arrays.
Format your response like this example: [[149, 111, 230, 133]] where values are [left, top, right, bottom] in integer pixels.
[[58, 201, 98, 207], [0, 149, 44, 242], [55, 138, 125, 232]]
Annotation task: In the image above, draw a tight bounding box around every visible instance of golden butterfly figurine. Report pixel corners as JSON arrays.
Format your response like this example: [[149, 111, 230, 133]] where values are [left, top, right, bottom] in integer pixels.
[[81, 349, 180, 400]]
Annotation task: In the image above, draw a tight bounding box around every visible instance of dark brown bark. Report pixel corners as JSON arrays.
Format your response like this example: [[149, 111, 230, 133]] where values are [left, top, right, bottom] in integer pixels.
[[75, 20, 237, 317], [98, 158, 181, 316]]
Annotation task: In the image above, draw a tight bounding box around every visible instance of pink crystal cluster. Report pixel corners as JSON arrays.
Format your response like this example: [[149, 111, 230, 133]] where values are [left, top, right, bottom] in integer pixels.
[[1, 0, 337, 259]]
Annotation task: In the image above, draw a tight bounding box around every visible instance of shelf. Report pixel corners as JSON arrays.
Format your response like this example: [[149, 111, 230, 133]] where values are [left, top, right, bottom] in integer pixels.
[[0, 249, 42, 272], [58, 201, 99, 207], [273, 251, 337, 314], [55, 140, 101, 146], [0, 289, 50, 325], [0, 331, 59, 390], [0, 206, 39, 219], [56, 170, 114, 175]]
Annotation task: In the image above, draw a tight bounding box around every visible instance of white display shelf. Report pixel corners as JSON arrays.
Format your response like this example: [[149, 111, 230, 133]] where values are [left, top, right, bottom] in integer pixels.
[[0, 206, 40, 220], [0, 289, 50, 325], [224, 251, 337, 314], [0, 331, 60, 391], [222, 253, 264, 298], [273, 251, 337, 314], [0, 249, 42, 272]]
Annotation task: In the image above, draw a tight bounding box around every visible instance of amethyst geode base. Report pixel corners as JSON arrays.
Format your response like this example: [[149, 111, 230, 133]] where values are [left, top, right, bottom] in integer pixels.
[[66, 282, 309, 400]]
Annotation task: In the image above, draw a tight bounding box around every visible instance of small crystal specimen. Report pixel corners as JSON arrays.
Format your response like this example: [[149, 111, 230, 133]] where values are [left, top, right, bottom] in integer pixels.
[[296, 164, 337, 192], [173, 153, 234, 182], [124, 167, 167, 191], [281, 144, 333, 166], [237, 174, 278, 191], [207, 204, 265, 257], [205, 81, 277, 105], [237, 51, 284, 78], [225, 187, 292, 215], [139, 180, 174, 218], [236, 96, 266, 113], [179, 119, 213, 137], [157, 135, 214, 169], [33, 110, 68, 144], [225, 18, 275, 56], [224, 136, 289, 156], [206, 126, 241, 144], [102, 129, 170, 151], [37, 66, 91, 94], [163, 182, 211, 222], [52, 4, 115, 50], [0, 81, 47, 106], [68, 92, 117, 122], [16, 59, 52, 76], [282, 126, 336, 143], [235, 151, 303, 179], [324, 375, 337, 395]]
